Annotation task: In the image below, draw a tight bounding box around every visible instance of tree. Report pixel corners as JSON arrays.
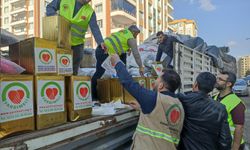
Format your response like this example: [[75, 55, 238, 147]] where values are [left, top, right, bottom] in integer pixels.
[[245, 69, 250, 77]]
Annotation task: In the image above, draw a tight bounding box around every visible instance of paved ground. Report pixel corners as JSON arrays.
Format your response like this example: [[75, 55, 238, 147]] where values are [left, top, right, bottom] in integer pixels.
[[241, 87, 250, 149]]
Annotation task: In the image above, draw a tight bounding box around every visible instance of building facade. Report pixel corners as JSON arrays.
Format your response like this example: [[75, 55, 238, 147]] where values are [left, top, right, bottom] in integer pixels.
[[85, 0, 174, 48], [1, 0, 174, 48], [238, 55, 250, 78], [169, 19, 198, 37], [0, 0, 52, 39]]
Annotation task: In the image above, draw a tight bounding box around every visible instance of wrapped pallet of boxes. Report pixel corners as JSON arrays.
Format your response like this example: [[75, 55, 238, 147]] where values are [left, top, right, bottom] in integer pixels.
[[19, 37, 57, 75], [9, 42, 20, 65], [66, 76, 92, 121], [146, 77, 157, 90], [97, 79, 111, 103], [42, 15, 71, 50], [35, 76, 66, 130], [110, 79, 123, 101], [123, 77, 146, 104], [0, 75, 35, 138], [57, 48, 73, 76]]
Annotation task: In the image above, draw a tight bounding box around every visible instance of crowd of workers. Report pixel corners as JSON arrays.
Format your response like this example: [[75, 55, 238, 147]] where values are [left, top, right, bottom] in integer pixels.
[[1, 0, 245, 149]]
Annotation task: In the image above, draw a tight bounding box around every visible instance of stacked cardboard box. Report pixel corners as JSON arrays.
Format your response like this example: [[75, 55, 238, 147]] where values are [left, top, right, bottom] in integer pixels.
[[0, 75, 35, 138], [123, 77, 147, 104], [66, 76, 92, 121]]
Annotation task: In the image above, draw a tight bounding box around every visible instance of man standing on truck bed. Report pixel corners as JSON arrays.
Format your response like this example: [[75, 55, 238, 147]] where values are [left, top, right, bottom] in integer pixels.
[[46, 0, 106, 75], [91, 25, 144, 100], [214, 71, 246, 150], [156, 31, 183, 69], [110, 54, 184, 150]]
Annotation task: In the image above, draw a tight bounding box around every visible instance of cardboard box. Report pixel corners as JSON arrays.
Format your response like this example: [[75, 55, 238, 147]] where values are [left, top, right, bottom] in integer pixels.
[[97, 79, 111, 103], [35, 76, 66, 130], [123, 77, 146, 104], [19, 37, 57, 75], [110, 79, 123, 101], [152, 64, 163, 76], [57, 48, 73, 76], [0, 75, 34, 139], [42, 15, 71, 50], [146, 77, 157, 90], [9, 42, 20, 65], [66, 76, 92, 121]]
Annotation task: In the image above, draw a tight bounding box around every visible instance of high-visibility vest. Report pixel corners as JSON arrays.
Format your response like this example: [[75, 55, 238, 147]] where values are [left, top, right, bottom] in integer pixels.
[[104, 28, 134, 55], [131, 93, 184, 150], [60, 0, 93, 46], [214, 93, 245, 144]]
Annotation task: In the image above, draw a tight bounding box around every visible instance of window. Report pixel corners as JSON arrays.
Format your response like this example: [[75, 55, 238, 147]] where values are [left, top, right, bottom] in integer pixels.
[[97, 20, 103, 28], [29, 23, 34, 29], [4, 17, 9, 24], [4, 7, 9, 13], [95, 3, 103, 13]]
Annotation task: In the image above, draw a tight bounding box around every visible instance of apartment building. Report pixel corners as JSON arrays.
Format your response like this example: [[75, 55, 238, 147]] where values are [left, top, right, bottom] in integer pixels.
[[0, 0, 52, 39], [86, 0, 174, 48], [1, 0, 174, 49], [169, 19, 198, 37], [238, 55, 250, 78]]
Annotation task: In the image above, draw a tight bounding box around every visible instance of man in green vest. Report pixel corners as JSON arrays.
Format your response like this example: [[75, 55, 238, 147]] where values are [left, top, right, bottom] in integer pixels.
[[46, 0, 106, 75], [214, 71, 246, 150], [91, 25, 144, 100]]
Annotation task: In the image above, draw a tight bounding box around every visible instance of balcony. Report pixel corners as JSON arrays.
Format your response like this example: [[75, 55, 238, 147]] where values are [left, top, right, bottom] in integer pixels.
[[167, 3, 174, 11], [168, 14, 174, 22], [11, 7, 26, 14], [111, 10, 136, 24], [168, 25, 175, 32], [10, 19, 26, 26]]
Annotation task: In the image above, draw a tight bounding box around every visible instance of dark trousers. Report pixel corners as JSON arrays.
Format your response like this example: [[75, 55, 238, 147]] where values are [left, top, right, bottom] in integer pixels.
[[91, 45, 126, 99], [72, 44, 84, 75]]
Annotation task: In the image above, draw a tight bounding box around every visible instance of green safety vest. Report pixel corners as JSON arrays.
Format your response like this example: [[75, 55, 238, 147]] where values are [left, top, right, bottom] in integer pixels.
[[214, 93, 245, 144], [60, 0, 94, 46], [104, 28, 134, 55]]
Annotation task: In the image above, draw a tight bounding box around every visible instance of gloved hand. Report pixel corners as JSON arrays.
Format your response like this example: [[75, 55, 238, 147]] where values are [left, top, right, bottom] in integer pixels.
[[139, 67, 144, 77], [100, 42, 108, 54]]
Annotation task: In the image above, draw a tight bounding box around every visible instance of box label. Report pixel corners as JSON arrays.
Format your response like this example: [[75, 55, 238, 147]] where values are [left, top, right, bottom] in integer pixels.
[[57, 54, 73, 75], [149, 78, 156, 90], [73, 81, 92, 110], [37, 80, 65, 115], [0, 81, 34, 123], [138, 79, 147, 88], [35, 48, 57, 73], [152, 64, 163, 76]]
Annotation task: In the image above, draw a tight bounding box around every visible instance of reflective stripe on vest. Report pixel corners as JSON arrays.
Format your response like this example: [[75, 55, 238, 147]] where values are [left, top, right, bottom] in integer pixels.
[[214, 93, 245, 144], [59, 0, 93, 46], [104, 28, 134, 55], [106, 37, 119, 54], [136, 124, 179, 144]]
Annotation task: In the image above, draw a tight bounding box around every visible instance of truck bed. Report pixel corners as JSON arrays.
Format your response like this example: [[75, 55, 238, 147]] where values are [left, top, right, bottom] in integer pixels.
[[0, 109, 139, 150]]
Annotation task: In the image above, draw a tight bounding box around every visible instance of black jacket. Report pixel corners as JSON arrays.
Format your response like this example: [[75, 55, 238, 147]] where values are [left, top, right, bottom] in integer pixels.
[[177, 92, 232, 150]]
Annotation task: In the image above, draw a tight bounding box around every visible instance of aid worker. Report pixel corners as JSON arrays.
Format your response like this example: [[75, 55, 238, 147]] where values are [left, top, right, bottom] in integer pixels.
[[91, 25, 144, 100], [110, 54, 184, 150], [215, 71, 246, 150], [46, 0, 106, 75]]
